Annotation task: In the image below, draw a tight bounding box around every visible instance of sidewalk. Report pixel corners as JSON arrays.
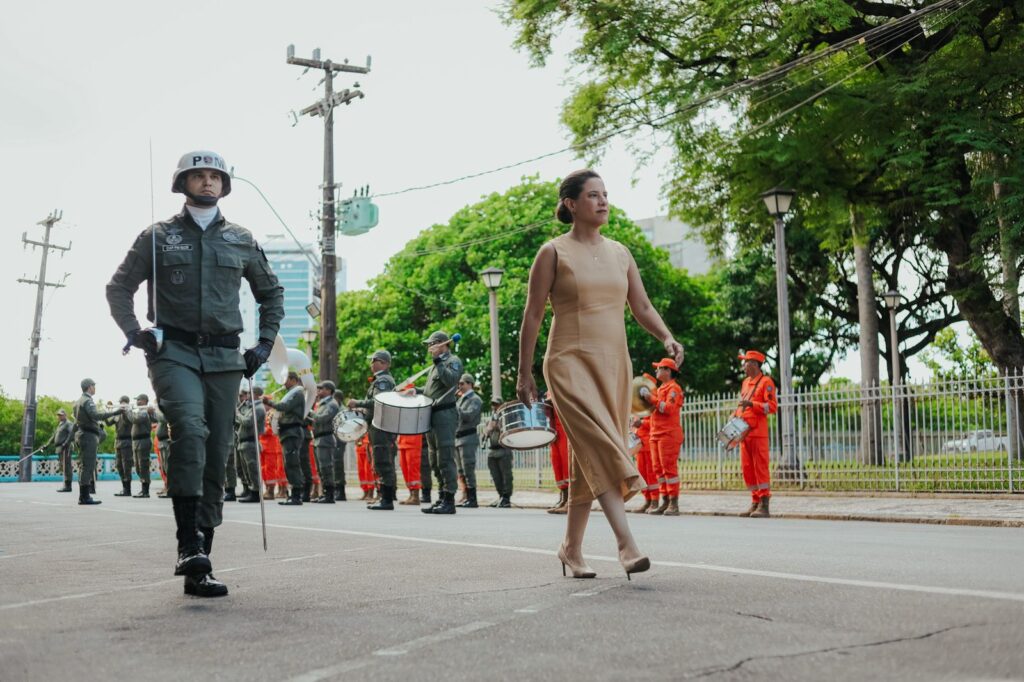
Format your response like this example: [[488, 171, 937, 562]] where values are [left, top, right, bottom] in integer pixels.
[[462, 488, 1024, 527]]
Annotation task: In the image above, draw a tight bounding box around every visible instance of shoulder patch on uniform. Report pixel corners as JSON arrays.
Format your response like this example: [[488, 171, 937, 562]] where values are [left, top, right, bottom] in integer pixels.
[[374, 379, 391, 391], [450, 360, 462, 372]]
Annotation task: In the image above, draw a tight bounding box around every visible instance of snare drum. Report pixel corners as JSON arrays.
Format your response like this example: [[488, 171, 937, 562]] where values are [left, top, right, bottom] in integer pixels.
[[496, 401, 556, 450], [628, 432, 642, 455], [373, 391, 433, 435], [716, 416, 750, 450], [333, 410, 368, 443]]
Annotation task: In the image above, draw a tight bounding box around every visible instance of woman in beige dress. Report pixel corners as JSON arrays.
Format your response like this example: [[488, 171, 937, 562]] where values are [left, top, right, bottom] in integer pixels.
[[517, 169, 685, 579]]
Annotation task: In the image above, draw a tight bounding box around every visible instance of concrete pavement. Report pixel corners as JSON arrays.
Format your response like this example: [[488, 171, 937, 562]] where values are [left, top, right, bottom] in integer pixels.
[[1, 481, 1022, 681]]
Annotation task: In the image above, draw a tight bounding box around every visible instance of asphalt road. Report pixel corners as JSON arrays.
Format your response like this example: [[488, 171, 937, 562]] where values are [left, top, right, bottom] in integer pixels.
[[1, 482, 1022, 682]]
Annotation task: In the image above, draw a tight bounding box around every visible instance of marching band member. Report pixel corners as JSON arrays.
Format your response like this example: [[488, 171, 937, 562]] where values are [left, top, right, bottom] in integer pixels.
[[737, 350, 777, 518], [642, 359, 683, 516], [629, 415, 658, 513], [263, 371, 308, 506], [397, 434, 423, 505], [311, 380, 340, 504], [350, 350, 399, 510], [484, 397, 514, 508], [414, 331, 463, 515], [455, 373, 483, 508]]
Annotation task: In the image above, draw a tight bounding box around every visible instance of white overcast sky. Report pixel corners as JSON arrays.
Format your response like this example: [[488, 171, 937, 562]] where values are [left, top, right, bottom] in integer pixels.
[[1, 0, 890, 403]]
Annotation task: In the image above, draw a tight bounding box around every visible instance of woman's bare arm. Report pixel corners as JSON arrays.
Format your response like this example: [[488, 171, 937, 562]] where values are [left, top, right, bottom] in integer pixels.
[[625, 250, 684, 367], [516, 242, 557, 406]]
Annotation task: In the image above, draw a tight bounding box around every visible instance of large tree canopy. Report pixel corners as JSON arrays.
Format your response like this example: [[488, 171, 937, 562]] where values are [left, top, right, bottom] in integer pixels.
[[503, 0, 1024, 372]]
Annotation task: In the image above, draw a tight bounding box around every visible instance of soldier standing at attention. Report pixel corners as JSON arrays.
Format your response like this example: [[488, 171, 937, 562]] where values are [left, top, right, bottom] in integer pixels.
[[110, 396, 135, 497], [154, 405, 171, 498], [455, 374, 483, 508], [44, 408, 76, 493], [484, 397, 514, 508], [236, 384, 264, 503], [411, 331, 463, 515], [73, 379, 122, 505], [332, 389, 348, 500], [129, 394, 156, 498], [264, 371, 307, 506], [311, 380, 340, 504], [349, 349, 398, 511], [106, 150, 284, 598]]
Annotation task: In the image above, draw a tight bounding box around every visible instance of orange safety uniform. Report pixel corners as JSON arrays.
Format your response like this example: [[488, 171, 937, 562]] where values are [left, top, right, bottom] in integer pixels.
[[632, 417, 658, 501], [356, 433, 375, 493], [738, 372, 777, 502], [259, 419, 286, 487], [397, 434, 423, 491], [549, 406, 570, 490], [307, 440, 320, 486], [647, 379, 684, 497]]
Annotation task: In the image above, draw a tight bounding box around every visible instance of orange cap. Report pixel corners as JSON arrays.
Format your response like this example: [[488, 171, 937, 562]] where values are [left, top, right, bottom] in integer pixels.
[[652, 358, 678, 371], [739, 349, 766, 363]]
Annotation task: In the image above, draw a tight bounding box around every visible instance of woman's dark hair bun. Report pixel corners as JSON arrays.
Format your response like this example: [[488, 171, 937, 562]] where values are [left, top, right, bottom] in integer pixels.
[[555, 169, 601, 225], [556, 201, 574, 224]]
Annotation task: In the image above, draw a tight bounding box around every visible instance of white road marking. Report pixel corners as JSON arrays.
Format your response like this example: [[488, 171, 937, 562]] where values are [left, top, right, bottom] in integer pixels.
[[0, 538, 151, 560]]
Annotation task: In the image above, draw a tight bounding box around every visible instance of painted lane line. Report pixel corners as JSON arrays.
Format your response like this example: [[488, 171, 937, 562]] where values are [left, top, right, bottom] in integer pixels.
[[0, 538, 153, 560], [373, 621, 495, 656]]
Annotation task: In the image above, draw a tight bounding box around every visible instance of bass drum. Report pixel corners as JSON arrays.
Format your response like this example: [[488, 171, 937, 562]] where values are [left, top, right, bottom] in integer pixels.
[[373, 391, 433, 435], [496, 401, 556, 450], [333, 410, 368, 443]]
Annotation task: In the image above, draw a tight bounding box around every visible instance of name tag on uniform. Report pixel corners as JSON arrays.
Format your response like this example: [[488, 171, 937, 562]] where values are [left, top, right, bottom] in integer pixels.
[[162, 244, 194, 252]]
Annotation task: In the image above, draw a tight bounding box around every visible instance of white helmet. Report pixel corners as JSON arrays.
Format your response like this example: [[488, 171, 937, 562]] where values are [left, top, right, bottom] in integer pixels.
[[171, 150, 232, 197]]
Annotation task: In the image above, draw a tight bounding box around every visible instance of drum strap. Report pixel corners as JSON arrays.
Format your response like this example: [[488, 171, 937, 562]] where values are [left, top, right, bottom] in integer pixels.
[[734, 376, 764, 417]]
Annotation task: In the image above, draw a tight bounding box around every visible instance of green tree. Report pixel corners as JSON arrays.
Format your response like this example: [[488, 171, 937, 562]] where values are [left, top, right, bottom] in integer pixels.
[[921, 327, 997, 381], [0, 390, 112, 455]]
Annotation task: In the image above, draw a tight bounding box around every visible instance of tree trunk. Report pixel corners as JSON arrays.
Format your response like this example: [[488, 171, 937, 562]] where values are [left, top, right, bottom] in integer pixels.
[[994, 179, 1022, 462], [851, 206, 884, 466]]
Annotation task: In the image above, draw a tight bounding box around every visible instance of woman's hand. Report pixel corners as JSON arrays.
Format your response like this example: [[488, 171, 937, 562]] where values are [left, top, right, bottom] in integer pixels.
[[664, 338, 684, 368], [516, 373, 538, 408]]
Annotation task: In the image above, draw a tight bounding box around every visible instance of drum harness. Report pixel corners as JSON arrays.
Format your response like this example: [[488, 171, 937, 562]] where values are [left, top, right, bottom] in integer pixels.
[[733, 375, 765, 421]]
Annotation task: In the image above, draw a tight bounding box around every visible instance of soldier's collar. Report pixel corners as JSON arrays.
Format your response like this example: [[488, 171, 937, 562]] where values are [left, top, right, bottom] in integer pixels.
[[176, 205, 225, 231]]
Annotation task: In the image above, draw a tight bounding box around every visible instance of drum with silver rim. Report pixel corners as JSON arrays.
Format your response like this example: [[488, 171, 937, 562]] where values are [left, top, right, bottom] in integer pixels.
[[333, 410, 368, 443], [628, 432, 642, 455], [716, 416, 750, 450], [372, 391, 433, 435], [496, 401, 556, 450]]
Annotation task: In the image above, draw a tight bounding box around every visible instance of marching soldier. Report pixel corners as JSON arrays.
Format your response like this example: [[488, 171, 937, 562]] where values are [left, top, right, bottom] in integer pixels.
[[107, 149, 285, 598], [312, 380, 340, 503], [109, 396, 134, 496], [332, 389, 348, 500], [44, 408, 76, 493], [235, 385, 264, 503], [455, 373, 483, 508], [349, 349, 398, 510], [73, 379, 122, 505], [412, 330, 462, 515], [264, 371, 307, 506], [128, 394, 156, 498], [736, 350, 777, 518], [484, 397, 514, 508], [154, 405, 171, 497]]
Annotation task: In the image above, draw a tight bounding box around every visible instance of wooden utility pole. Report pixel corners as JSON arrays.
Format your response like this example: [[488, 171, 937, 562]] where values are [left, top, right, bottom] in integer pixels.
[[18, 211, 70, 481], [287, 45, 370, 383]]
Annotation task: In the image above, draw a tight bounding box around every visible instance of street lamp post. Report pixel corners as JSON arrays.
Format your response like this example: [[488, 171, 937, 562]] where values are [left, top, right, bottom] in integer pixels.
[[883, 290, 902, 489], [761, 188, 798, 474], [480, 267, 504, 403], [300, 328, 319, 368]]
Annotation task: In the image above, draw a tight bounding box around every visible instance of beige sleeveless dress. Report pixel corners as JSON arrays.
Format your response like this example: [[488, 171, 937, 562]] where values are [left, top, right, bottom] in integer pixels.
[[543, 234, 643, 506]]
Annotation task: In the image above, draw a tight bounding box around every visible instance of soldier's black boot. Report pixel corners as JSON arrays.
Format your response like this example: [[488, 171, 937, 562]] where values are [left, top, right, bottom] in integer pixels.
[[367, 485, 395, 511], [114, 480, 131, 497], [237, 489, 260, 503], [335, 485, 347, 501], [223, 488, 237, 502], [301, 482, 312, 503], [172, 496, 211, 577], [313, 486, 335, 504], [421, 489, 432, 505], [498, 495, 512, 508], [457, 488, 478, 509], [134, 482, 150, 498], [278, 487, 303, 506], [423, 491, 456, 515], [78, 482, 102, 505], [184, 527, 228, 598], [56, 482, 72, 493]]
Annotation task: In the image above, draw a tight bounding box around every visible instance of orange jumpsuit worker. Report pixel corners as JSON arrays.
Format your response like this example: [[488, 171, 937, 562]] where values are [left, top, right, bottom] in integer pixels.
[[737, 350, 777, 518], [643, 358, 684, 516], [356, 433, 376, 500], [397, 433, 423, 505], [547, 391, 570, 514], [629, 415, 659, 513]]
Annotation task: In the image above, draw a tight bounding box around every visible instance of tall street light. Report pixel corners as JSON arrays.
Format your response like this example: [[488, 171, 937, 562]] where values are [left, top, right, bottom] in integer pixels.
[[761, 187, 798, 473], [883, 290, 903, 486], [480, 267, 504, 403]]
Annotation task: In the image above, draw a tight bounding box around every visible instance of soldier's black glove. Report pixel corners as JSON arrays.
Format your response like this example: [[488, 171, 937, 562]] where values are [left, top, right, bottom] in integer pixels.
[[124, 329, 159, 358], [243, 337, 275, 379]]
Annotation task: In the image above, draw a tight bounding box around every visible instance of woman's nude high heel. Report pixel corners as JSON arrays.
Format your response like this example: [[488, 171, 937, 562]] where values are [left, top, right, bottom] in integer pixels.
[[621, 555, 651, 581], [557, 545, 597, 579]]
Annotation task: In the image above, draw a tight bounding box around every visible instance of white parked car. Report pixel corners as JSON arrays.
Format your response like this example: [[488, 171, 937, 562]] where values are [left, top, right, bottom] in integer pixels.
[[942, 430, 1009, 453]]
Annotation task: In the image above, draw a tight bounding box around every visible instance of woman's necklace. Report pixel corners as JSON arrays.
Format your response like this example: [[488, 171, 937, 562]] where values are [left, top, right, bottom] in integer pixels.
[[574, 235, 604, 261]]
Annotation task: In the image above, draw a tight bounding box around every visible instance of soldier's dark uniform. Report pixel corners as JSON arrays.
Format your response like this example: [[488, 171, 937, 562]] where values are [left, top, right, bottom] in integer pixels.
[[484, 401, 514, 508], [128, 398, 154, 497], [455, 376, 483, 508], [332, 389, 348, 500], [266, 382, 307, 505], [353, 353, 398, 509], [106, 150, 284, 597], [301, 419, 314, 501], [110, 398, 134, 496], [73, 379, 121, 505], [235, 393, 265, 503], [224, 398, 241, 501], [420, 331, 463, 515], [311, 381, 340, 503], [44, 411, 76, 493]]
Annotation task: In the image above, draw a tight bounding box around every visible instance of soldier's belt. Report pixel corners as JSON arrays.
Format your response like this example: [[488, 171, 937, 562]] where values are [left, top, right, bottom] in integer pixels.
[[431, 402, 456, 412], [314, 431, 334, 438], [79, 426, 102, 436], [163, 325, 241, 349], [456, 428, 477, 439]]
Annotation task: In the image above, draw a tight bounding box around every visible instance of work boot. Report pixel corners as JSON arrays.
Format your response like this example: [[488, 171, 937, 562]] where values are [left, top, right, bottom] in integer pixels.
[[664, 496, 680, 516], [422, 491, 456, 515], [237, 489, 260, 503], [301, 482, 312, 503], [172, 497, 210, 577], [278, 488, 303, 506], [184, 527, 228, 597], [749, 497, 771, 518], [223, 488, 236, 502], [498, 495, 512, 508], [114, 481, 131, 497], [647, 496, 670, 515], [56, 483, 72, 493], [312, 486, 335, 504], [546, 488, 568, 514], [421, 489, 432, 505], [78, 482, 101, 505], [134, 482, 150, 498], [368, 485, 395, 510], [457, 487, 478, 508], [631, 497, 653, 514], [400, 489, 420, 506], [739, 501, 759, 517]]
